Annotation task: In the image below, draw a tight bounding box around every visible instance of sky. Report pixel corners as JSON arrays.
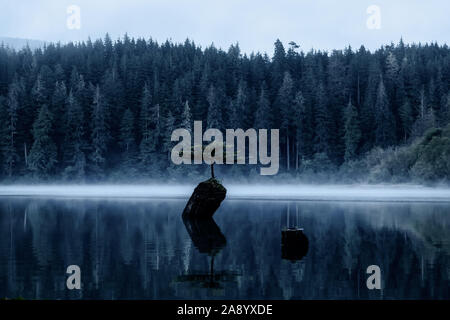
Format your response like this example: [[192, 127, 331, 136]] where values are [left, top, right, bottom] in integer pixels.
[[0, 0, 449, 55]]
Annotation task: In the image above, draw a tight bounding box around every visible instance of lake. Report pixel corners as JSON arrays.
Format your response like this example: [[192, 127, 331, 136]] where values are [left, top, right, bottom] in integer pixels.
[[0, 195, 449, 299]]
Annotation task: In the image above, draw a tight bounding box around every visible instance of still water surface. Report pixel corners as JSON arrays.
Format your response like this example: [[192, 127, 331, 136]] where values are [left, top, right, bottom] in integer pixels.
[[0, 197, 449, 299]]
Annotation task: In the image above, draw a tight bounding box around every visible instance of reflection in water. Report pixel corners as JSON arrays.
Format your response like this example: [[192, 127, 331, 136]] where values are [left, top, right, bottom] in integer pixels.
[[183, 218, 226, 255], [0, 198, 449, 299], [281, 204, 309, 262], [178, 217, 238, 289], [281, 228, 309, 262]]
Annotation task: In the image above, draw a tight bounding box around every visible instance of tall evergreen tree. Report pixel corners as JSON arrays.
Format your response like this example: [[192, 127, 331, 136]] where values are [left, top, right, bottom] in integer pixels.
[[119, 108, 137, 170], [0, 96, 8, 176], [3, 80, 20, 176], [277, 71, 294, 170], [314, 82, 331, 155], [28, 104, 57, 178], [254, 84, 271, 129], [399, 99, 414, 141], [375, 76, 396, 147], [293, 91, 312, 169], [181, 100, 192, 132], [139, 85, 160, 172], [206, 85, 222, 129], [162, 110, 175, 160], [344, 99, 361, 161], [90, 86, 109, 178], [63, 91, 86, 180]]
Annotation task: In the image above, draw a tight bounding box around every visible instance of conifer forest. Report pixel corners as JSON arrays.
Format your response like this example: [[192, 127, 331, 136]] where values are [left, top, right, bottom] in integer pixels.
[[0, 36, 449, 183]]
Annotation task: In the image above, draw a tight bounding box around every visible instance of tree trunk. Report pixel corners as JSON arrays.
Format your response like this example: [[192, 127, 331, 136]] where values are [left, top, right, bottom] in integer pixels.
[[286, 132, 290, 171]]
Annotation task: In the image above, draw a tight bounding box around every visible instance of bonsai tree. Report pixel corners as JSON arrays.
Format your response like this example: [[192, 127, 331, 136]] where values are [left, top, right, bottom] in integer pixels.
[[180, 143, 242, 179]]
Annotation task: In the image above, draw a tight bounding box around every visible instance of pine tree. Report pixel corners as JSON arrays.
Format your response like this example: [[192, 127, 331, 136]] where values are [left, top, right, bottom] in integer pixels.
[[277, 72, 294, 170], [360, 59, 381, 152], [234, 80, 249, 128], [375, 76, 396, 147], [206, 85, 222, 129], [399, 99, 414, 141], [63, 91, 86, 180], [120, 108, 136, 168], [254, 84, 271, 129], [28, 104, 57, 178], [344, 100, 361, 161], [293, 91, 312, 169], [0, 96, 8, 176], [385, 52, 400, 99], [162, 110, 175, 160], [52, 81, 68, 159], [314, 82, 331, 155], [139, 85, 160, 171], [90, 86, 109, 178], [181, 100, 192, 132], [270, 39, 286, 98], [3, 81, 20, 176]]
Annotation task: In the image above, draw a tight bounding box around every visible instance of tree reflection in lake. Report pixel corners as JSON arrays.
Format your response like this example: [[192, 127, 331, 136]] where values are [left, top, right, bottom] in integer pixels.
[[176, 217, 239, 290], [0, 198, 449, 299]]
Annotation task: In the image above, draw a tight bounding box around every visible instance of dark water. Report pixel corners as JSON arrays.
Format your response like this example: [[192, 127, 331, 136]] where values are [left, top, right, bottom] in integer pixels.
[[0, 197, 449, 300]]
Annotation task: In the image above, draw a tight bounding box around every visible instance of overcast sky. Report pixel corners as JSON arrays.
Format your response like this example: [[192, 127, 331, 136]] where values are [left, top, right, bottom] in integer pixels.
[[1, 0, 449, 54]]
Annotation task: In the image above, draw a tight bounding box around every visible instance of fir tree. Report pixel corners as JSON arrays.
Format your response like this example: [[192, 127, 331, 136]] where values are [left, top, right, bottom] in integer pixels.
[[63, 91, 86, 180], [314, 82, 331, 155], [28, 104, 57, 178], [254, 84, 271, 129], [120, 108, 137, 170], [375, 76, 396, 147], [181, 100, 192, 132], [3, 80, 20, 176], [344, 99, 361, 161], [139, 85, 160, 172], [206, 85, 222, 129], [90, 86, 109, 178], [399, 99, 414, 141], [277, 71, 294, 170]]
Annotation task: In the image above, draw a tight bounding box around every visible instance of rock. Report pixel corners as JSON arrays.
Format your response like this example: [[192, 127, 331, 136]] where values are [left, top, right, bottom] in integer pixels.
[[182, 178, 227, 219], [281, 228, 309, 261]]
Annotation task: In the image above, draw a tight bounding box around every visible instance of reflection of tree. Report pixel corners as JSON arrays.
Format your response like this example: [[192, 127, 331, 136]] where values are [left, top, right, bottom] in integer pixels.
[[177, 217, 238, 289]]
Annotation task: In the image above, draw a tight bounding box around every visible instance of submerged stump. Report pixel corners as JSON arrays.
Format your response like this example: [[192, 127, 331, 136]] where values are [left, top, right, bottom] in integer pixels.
[[182, 178, 227, 219], [281, 228, 309, 261]]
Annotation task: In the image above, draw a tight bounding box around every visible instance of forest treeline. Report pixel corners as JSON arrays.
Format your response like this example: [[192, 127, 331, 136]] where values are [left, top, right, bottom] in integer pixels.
[[0, 35, 449, 183]]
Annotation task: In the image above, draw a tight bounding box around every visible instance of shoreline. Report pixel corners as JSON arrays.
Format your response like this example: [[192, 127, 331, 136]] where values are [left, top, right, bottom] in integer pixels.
[[0, 184, 449, 202]]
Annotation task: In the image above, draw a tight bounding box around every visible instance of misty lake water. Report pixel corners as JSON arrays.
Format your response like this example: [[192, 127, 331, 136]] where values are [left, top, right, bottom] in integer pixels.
[[0, 191, 449, 299]]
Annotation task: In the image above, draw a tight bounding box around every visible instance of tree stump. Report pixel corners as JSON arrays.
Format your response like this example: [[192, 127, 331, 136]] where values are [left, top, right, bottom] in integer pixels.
[[182, 178, 227, 219]]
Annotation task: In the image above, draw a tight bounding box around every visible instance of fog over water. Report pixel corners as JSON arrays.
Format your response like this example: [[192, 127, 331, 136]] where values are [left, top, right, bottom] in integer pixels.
[[0, 184, 449, 202]]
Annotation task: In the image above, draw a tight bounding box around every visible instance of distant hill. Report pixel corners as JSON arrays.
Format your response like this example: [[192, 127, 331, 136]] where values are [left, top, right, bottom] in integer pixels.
[[0, 36, 46, 50]]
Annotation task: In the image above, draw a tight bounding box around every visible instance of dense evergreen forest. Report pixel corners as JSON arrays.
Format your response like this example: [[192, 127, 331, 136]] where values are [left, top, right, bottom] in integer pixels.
[[0, 35, 449, 183]]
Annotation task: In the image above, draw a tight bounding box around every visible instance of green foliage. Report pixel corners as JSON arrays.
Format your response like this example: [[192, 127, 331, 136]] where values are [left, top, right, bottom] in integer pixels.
[[0, 36, 448, 182], [28, 104, 57, 178], [411, 126, 450, 182], [344, 100, 361, 161]]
